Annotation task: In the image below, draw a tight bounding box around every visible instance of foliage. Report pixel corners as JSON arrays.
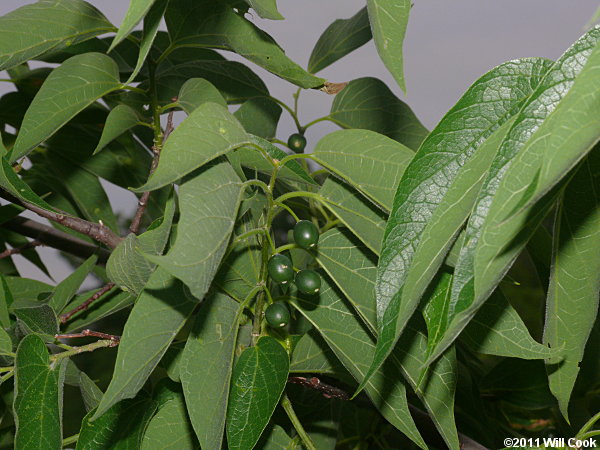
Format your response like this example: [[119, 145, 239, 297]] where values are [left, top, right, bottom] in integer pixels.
[[0, 1, 599, 449]]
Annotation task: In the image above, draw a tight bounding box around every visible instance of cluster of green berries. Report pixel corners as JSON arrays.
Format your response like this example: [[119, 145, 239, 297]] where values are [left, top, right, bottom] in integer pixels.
[[264, 220, 321, 328]]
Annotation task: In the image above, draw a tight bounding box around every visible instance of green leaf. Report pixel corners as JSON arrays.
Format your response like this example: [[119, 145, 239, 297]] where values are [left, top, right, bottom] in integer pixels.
[[46, 155, 119, 232], [93, 105, 140, 155], [13, 303, 58, 338], [125, 0, 168, 84], [110, 0, 158, 51], [330, 77, 427, 150], [48, 254, 98, 313], [165, 0, 324, 88], [366, 0, 411, 92], [14, 334, 66, 450], [308, 7, 371, 73], [180, 293, 243, 450], [177, 78, 227, 114], [319, 178, 386, 255], [313, 230, 459, 448], [92, 267, 198, 420], [0, 274, 14, 328], [312, 129, 414, 211], [0, 0, 114, 71], [107, 193, 176, 295], [290, 330, 347, 377], [544, 147, 600, 419], [461, 288, 557, 360], [0, 327, 13, 357], [64, 360, 103, 412], [143, 160, 243, 300], [10, 53, 122, 162], [245, 0, 284, 20], [257, 424, 299, 450], [134, 103, 250, 192], [77, 394, 157, 449], [367, 57, 554, 389], [234, 98, 282, 139], [141, 391, 197, 450], [230, 136, 315, 186], [3, 276, 52, 303], [288, 278, 426, 449], [155, 59, 268, 106], [434, 27, 600, 363], [226, 336, 289, 450], [0, 156, 58, 214]]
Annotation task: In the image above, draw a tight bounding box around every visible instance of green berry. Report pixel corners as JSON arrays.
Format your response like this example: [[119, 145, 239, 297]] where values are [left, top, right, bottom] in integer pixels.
[[295, 269, 321, 295], [268, 253, 294, 284], [293, 220, 319, 249], [265, 302, 290, 328], [287, 133, 306, 153]]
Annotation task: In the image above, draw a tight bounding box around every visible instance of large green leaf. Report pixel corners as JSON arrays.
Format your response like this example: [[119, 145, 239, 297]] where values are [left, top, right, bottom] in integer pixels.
[[330, 77, 427, 150], [288, 279, 426, 449], [93, 105, 141, 154], [77, 394, 157, 449], [544, 147, 600, 419], [10, 53, 122, 162], [180, 293, 243, 450], [0, 0, 114, 71], [319, 178, 386, 255], [13, 303, 59, 339], [143, 160, 243, 300], [134, 103, 249, 192], [290, 330, 347, 377], [245, 0, 284, 20], [165, 0, 324, 88], [366, 0, 411, 92], [110, 0, 158, 51], [366, 58, 554, 389], [48, 254, 98, 313], [312, 129, 414, 211], [14, 334, 66, 450], [432, 27, 600, 363], [315, 229, 459, 449], [141, 390, 197, 450], [308, 8, 371, 73], [92, 267, 198, 420], [155, 59, 268, 106], [226, 336, 289, 450]]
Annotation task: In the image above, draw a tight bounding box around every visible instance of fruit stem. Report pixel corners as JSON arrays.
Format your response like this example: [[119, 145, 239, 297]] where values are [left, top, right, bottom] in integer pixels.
[[281, 393, 317, 450]]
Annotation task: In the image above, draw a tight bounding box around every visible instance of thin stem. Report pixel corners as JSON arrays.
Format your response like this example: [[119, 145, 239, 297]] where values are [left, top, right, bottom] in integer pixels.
[[274, 243, 297, 254], [59, 283, 116, 324], [0, 190, 122, 248], [0, 366, 13, 373], [55, 329, 120, 342], [269, 138, 288, 147], [51, 339, 119, 362], [120, 85, 146, 95], [268, 96, 302, 133], [580, 430, 600, 441], [62, 434, 79, 447], [273, 201, 300, 221], [281, 393, 317, 450], [0, 369, 13, 383], [1, 217, 111, 263], [293, 88, 301, 118], [302, 116, 335, 130], [0, 239, 43, 259], [578, 411, 600, 436]]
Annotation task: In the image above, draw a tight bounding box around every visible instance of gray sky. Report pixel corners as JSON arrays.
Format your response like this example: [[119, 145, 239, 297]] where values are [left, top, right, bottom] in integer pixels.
[[1, 0, 598, 284]]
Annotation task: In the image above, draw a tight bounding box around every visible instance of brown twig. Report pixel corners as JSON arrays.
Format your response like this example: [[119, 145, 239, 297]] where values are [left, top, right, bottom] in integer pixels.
[[55, 329, 120, 344], [0, 189, 122, 248], [0, 239, 42, 259], [288, 376, 350, 400], [129, 107, 175, 235], [1, 217, 111, 263], [59, 283, 116, 324]]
